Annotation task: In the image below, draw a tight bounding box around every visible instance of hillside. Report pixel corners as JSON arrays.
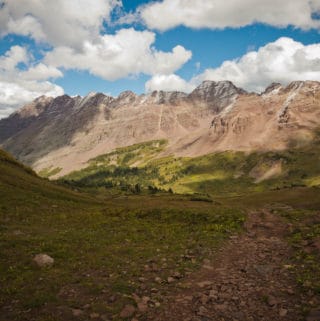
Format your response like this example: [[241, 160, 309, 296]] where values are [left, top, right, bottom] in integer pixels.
[[62, 130, 320, 197], [0, 150, 245, 320], [1, 149, 320, 320], [1, 80, 320, 177]]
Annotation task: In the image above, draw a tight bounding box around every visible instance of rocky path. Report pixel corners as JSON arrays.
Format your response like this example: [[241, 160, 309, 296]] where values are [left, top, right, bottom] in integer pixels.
[[144, 210, 318, 321]]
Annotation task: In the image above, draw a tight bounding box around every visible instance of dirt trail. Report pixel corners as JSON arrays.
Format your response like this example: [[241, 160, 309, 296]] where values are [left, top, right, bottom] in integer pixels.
[[145, 210, 315, 321]]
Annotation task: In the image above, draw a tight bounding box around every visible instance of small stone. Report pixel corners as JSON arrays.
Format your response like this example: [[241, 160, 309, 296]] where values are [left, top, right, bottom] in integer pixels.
[[72, 309, 83, 317], [267, 296, 277, 307], [138, 277, 147, 283], [155, 302, 161, 308], [279, 308, 288, 317], [120, 305, 136, 318], [167, 277, 175, 283], [154, 277, 162, 283], [108, 295, 116, 303], [142, 296, 150, 304], [137, 302, 148, 312], [173, 271, 182, 279], [197, 306, 209, 317], [33, 254, 54, 267], [90, 313, 100, 319], [215, 304, 227, 311], [200, 295, 209, 305], [197, 281, 212, 288]]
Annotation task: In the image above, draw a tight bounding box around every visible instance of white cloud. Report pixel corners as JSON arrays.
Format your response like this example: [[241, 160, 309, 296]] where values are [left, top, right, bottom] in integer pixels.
[[45, 28, 192, 80], [0, 0, 121, 48], [140, 0, 320, 31], [145, 74, 195, 92], [192, 37, 320, 92], [0, 46, 64, 119], [0, 2, 194, 118]]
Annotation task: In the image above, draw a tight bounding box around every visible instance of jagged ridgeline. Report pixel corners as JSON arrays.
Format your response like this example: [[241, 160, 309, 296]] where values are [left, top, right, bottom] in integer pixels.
[[1, 80, 320, 181]]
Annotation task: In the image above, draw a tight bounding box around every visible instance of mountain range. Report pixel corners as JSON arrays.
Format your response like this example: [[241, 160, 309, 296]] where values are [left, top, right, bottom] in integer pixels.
[[0, 80, 320, 177]]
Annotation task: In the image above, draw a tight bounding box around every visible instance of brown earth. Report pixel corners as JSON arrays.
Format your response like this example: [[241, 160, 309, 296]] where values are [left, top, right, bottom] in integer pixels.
[[139, 210, 320, 321]]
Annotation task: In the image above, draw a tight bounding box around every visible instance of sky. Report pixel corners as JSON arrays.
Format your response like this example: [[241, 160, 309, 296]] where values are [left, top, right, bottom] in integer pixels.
[[0, 0, 320, 118]]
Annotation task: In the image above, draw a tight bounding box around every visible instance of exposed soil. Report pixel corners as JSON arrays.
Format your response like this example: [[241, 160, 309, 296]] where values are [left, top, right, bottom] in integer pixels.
[[144, 210, 320, 321]]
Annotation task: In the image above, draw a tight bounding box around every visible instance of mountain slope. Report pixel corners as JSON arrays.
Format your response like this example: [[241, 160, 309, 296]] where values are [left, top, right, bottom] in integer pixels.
[[0, 80, 320, 177]]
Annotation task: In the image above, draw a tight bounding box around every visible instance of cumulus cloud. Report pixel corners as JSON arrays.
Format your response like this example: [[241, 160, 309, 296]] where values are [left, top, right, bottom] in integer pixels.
[[0, 0, 121, 47], [193, 37, 320, 92], [0, 46, 64, 119], [45, 28, 192, 80], [0, 2, 193, 117], [145, 74, 195, 92], [140, 0, 320, 31]]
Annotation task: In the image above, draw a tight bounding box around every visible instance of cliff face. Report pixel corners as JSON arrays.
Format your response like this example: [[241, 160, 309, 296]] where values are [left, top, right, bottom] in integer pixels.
[[1, 80, 320, 176]]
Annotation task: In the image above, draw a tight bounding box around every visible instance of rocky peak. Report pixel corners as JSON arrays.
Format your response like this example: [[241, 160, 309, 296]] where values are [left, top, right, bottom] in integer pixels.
[[262, 83, 283, 95], [15, 96, 54, 119], [147, 90, 187, 105], [77, 92, 114, 110], [189, 81, 246, 112], [190, 81, 245, 99], [114, 91, 137, 106]]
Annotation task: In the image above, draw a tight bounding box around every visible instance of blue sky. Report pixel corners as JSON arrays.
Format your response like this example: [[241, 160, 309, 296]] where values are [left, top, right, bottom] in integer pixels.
[[0, 0, 320, 117]]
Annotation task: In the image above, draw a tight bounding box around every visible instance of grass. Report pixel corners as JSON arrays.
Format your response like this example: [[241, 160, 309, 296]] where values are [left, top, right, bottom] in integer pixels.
[[275, 208, 320, 295], [62, 134, 320, 197], [1, 132, 320, 320], [38, 166, 62, 178], [0, 148, 245, 321]]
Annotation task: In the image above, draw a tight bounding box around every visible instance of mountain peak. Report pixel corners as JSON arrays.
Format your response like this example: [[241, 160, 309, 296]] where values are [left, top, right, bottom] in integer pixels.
[[189, 80, 246, 112]]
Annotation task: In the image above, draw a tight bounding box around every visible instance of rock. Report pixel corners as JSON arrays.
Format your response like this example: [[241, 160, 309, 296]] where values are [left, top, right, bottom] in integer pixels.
[[90, 313, 100, 319], [33, 254, 54, 267], [200, 294, 209, 304], [215, 304, 227, 311], [197, 281, 212, 288], [138, 277, 147, 283], [137, 302, 148, 312], [172, 271, 182, 279], [255, 264, 273, 275], [279, 308, 288, 317], [209, 290, 218, 300], [120, 305, 136, 318], [197, 306, 209, 317], [267, 296, 277, 307], [132, 293, 141, 304], [142, 296, 150, 304], [154, 301, 161, 308], [72, 309, 83, 317], [108, 295, 116, 303], [167, 277, 175, 284], [151, 263, 159, 272]]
